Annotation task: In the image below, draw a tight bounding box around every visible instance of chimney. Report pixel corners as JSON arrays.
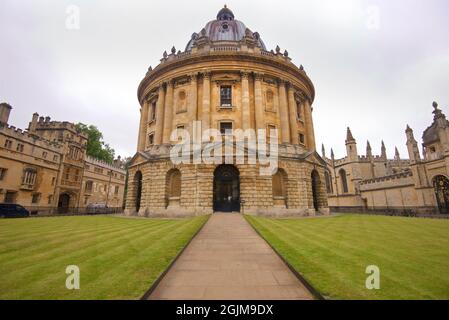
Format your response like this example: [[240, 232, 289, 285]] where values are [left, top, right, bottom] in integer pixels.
[[29, 113, 39, 133], [0, 103, 12, 125]]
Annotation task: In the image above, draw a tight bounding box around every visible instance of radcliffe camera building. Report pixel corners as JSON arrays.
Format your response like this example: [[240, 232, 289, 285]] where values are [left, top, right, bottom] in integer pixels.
[[0, 103, 126, 213], [125, 6, 329, 216]]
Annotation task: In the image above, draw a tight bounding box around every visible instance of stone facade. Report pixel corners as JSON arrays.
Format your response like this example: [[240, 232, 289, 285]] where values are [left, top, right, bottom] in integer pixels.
[[0, 103, 126, 213], [325, 102, 449, 215], [125, 7, 329, 217]]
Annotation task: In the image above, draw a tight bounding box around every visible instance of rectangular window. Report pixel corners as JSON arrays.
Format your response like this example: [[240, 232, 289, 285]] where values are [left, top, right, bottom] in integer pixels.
[[220, 122, 233, 135], [51, 177, 56, 186], [4, 139, 13, 149], [299, 133, 305, 145], [42, 151, 48, 159], [32, 193, 41, 204], [296, 101, 302, 120], [0, 168, 7, 180], [23, 169, 37, 186], [5, 191, 17, 203], [16, 143, 24, 152], [151, 102, 156, 121], [220, 86, 232, 107], [53, 155, 59, 162], [148, 133, 155, 146], [48, 195, 53, 205], [114, 186, 119, 195], [85, 181, 93, 192]]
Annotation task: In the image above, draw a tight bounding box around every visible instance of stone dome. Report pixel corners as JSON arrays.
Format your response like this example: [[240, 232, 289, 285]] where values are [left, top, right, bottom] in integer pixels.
[[185, 6, 266, 51]]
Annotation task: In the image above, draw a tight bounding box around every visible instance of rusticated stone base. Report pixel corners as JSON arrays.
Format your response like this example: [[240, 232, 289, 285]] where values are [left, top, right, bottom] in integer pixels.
[[125, 154, 329, 217]]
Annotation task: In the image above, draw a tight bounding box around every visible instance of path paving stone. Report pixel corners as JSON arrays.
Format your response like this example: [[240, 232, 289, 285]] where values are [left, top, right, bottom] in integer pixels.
[[148, 213, 314, 300]]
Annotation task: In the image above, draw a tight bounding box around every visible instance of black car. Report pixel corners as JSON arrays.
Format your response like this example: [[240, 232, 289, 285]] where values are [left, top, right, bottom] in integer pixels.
[[0, 204, 30, 218]]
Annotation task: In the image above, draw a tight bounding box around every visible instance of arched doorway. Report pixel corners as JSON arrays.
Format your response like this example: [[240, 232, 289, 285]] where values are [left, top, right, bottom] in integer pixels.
[[213, 165, 240, 212], [58, 193, 71, 214], [311, 170, 321, 211], [433, 175, 449, 214], [134, 171, 143, 213]]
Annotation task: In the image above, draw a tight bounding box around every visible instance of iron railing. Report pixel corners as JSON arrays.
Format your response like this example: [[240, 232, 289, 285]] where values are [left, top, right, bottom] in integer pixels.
[[24, 206, 123, 217]]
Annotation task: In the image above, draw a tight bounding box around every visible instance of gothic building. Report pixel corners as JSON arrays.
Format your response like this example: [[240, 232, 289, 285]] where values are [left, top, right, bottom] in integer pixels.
[[125, 6, 329, 217], [0, 103, 126, 214], [325, 102, 449, 215]]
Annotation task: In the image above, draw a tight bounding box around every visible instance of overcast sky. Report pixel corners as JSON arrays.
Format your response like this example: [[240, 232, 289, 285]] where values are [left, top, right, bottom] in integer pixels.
[[1, 0, 448, 159]]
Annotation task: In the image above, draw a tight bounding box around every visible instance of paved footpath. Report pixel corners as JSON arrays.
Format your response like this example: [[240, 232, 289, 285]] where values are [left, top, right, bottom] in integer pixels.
[[148, 213, 314, 300]]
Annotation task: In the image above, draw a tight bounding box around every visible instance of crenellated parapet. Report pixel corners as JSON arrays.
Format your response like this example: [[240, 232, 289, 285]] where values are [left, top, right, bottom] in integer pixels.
[[85, 155, 126, 174], [0, 123, 63, 151]]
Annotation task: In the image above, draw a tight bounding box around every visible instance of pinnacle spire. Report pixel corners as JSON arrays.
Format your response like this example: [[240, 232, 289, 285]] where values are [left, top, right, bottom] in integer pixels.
[[346, 127, 355, 142], [381, 140, 387, 158], [321, 143, 326, 158], [395, 147, 400, 160], [366, 140, 372, 157]]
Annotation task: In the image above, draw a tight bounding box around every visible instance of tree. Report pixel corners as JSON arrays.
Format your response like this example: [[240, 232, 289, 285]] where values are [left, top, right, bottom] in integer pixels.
[[76, 123, 115, 163]]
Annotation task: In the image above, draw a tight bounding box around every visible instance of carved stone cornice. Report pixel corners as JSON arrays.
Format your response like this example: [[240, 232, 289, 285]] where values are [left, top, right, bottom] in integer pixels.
[[166, 79, 175, 87], [240, 71, 250, 80], [189, 72, 198, 82], [254, 72, 264, 81], [137, 53, 315, 104], [201, 70, 212, 79]]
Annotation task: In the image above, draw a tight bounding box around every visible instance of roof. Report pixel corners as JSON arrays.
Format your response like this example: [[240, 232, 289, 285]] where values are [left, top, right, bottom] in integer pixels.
[[185, 6, 266, 51]]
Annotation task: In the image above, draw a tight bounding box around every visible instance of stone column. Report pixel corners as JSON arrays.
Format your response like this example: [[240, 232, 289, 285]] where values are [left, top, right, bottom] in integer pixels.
[[287, 84, 299, 145], [201, 72, 211, 130], [189, 73, 198, 121], [278, 80, 291, 144], [137, 100, 149, 151], [254, 73, 265, 134], [304, 99, 316, 150], [154, 84, 165, 145], [162, 80, 174, 144], [241, 71, 250, 131]]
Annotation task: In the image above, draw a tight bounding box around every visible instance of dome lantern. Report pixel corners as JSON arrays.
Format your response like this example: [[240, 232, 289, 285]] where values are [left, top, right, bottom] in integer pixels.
[[217, 5, 235, 21]]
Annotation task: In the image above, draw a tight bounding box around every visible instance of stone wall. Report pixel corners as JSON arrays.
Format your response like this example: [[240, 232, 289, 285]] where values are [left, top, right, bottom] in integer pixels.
[[125, 156, 330, 217]]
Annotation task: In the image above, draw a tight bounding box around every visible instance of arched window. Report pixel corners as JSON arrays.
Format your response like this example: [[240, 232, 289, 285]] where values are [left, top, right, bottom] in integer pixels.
[[325, 171, 333, 194], [272, 169, 287, 207], [177, 90, 187, 113], [266, 90, 274, 111], [272, 170, 286, 197], [433, 175, 449, 214], [134, 171, 142, 212], [311, 170, 321, 211], [339, 169, 348, 194], [167, 169, 182, 199]]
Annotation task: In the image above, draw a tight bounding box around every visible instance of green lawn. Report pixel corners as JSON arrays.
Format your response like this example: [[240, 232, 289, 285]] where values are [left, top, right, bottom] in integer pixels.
[[0, 215, 208, 300], [246, 214, 449, 300]]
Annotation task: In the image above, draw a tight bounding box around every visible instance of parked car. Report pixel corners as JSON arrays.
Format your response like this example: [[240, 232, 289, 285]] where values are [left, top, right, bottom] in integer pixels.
[[86, 203, 109, 215], [0, 204, 30, 218], [86, 203, 108, 209]]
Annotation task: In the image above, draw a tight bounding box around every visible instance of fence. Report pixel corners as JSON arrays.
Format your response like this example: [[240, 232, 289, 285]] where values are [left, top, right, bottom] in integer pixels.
[[329, 206, 449, 219], [24, 206, 123, 217]]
